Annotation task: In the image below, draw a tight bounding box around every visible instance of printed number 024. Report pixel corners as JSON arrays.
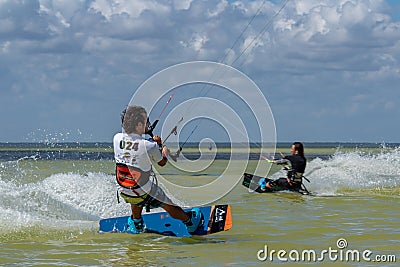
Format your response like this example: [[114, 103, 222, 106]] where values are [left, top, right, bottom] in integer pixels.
[[119, 140, 139, 151]]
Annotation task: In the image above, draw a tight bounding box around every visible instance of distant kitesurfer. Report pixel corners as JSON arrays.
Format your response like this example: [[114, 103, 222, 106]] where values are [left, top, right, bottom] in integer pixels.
[[261, 142, 307, 191], [113, 106, 203, 234]]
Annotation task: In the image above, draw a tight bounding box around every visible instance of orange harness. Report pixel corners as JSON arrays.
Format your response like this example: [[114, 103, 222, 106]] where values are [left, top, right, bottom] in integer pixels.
[[116, 163, 150, 189]]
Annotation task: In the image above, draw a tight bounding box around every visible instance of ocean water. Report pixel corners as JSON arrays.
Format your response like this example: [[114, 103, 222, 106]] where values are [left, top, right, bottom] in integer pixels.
[[0, 143, 399, 266]]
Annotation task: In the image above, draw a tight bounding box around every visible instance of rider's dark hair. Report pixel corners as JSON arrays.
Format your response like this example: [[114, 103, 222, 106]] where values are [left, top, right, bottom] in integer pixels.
[[121, 106, 146, 134], [293, 141, 306, 161]]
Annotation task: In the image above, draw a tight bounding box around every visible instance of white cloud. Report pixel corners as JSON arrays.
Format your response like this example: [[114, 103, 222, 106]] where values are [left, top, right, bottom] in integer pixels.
[[207, 0, 228, 18], [172, 0, 193, 10], [89, 0, 171, 20]]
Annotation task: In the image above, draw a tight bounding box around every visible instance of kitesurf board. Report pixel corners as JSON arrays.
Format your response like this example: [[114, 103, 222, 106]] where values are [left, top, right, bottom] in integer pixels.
[[242, 173, 311, 195], [242, 172, 277, 193], [99, 204, 232, 237]]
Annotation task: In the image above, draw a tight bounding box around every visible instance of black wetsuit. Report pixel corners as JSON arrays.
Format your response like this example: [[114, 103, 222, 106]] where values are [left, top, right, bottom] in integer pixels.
[[273, 154, 306, 190]]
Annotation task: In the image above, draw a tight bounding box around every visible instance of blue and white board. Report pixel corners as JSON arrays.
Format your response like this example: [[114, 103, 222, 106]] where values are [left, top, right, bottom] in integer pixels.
[[99, 204, 232, 237]]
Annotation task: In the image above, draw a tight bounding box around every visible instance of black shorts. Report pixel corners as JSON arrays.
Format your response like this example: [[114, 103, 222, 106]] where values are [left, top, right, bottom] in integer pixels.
[[273, 178, 301, 190]]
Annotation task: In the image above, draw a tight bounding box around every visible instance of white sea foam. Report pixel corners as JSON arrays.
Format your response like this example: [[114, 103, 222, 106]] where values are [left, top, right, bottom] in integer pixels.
[[301, 148, 400, 195]]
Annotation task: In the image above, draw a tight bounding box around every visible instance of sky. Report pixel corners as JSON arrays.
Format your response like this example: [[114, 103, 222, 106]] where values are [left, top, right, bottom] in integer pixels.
[[1, 0, 399, 143]]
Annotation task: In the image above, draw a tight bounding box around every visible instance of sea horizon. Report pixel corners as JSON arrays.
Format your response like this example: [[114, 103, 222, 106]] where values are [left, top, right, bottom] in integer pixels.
[[1, 141, 399, 148]]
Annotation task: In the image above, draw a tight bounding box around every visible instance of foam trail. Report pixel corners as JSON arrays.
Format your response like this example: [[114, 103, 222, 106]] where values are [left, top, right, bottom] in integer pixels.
[[302, 148, 400, 195], [0, 157, 187, 234], [0, 170, 130, 233]]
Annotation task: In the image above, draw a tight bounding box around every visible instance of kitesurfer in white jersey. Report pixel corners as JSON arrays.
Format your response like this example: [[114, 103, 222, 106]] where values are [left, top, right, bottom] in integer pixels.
[[113, 106, 203, 234]]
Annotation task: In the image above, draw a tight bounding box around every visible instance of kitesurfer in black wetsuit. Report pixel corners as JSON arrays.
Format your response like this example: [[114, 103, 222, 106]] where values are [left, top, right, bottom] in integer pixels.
[[266, 142, 307, 191]]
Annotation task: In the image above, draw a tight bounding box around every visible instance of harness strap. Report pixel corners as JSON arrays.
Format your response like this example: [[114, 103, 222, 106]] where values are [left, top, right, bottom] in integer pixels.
[[288, 170, 303, 183], [302, 175, 311, 183], [115, 163, 150, 189], [116, 165, 161, 212], [143, 168, 158, 212]]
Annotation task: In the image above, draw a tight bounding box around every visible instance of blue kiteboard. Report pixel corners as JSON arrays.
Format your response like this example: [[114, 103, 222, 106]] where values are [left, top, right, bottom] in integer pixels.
[[99, 204, 232, 237]]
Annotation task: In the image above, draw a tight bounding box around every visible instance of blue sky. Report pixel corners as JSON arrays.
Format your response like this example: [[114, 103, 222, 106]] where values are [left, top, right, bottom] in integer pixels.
[[1, 0, 399, 143]]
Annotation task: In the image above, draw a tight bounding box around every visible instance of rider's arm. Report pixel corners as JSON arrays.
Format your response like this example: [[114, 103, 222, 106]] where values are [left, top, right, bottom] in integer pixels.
[[273, 158, 290, 165], [157, 146, 170, 166]]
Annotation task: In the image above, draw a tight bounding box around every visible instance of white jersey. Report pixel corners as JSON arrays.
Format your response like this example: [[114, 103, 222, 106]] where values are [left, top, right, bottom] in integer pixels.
[[113, 133, 162, 195], [113, 133, 162, 171]]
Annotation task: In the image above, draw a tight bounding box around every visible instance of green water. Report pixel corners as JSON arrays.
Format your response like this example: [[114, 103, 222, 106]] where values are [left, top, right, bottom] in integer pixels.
[[0, 152, 399, 266]]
